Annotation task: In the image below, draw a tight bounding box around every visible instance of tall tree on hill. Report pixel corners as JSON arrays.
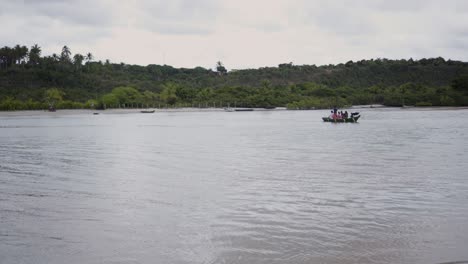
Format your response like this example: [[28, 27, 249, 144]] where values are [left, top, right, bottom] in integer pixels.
[[73, 54, 85, 70], [216, 61, 227, 75], [11, 44, 28, 65], [13, 44, 22, 64], [0, 46, 13, 68], [52, 53, 59, 62], [86, 52, 93, 63], [28, 44, 41, 65], [60, 45, 72, 63]]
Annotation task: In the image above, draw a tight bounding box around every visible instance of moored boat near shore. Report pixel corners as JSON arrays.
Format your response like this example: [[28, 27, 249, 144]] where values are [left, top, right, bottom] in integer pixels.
[[224, 107, 254, 112], [234, 108, 254, 111]]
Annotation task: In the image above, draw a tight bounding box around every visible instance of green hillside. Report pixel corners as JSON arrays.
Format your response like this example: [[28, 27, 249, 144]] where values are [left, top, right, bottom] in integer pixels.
[[1, 44, 468, 110]]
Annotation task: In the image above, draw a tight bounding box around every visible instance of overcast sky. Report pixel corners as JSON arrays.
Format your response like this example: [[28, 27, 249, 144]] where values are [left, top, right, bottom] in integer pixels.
[[1, 0, 467, 69]]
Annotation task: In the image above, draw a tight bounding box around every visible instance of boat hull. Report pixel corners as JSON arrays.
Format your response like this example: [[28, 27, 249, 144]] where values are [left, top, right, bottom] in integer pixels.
[[322, 115, 360, 123]]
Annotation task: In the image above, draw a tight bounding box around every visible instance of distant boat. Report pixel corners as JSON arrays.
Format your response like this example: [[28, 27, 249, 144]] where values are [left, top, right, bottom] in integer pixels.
[[93, 112, 99, 115], [140, 110, 155, 113], [224, 107, 254, 112], [234, 108, 254, 112], [322, 113, 360, 123]]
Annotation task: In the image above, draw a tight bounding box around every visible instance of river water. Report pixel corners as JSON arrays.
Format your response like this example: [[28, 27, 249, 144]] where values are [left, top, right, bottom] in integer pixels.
[[1, 108, 468, 264]]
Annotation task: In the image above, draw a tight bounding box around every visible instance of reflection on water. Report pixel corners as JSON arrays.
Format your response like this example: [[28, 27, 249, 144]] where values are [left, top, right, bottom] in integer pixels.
[[1, 108, 468, 264]]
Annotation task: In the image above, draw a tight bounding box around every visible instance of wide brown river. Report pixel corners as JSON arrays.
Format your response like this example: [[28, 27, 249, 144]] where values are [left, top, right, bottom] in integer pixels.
[[1, 108, 468, 264]]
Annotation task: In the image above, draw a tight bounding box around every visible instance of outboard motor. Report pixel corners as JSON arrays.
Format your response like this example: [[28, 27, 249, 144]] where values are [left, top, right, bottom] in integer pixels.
[[351, 112, 359, 117]]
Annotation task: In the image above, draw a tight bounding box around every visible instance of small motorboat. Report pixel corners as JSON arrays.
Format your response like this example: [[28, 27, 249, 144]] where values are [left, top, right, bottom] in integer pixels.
[[140, 110, 155, 113], [322, 115, 360, 123]]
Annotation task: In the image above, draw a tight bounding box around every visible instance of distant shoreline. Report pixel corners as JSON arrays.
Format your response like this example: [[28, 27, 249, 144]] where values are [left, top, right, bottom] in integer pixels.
[[1, 106, 468, 117], [0, 107, 285, 116]]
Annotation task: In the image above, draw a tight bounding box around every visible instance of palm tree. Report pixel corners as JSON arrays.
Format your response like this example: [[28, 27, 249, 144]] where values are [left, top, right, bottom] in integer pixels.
[[10, 44, 28, 66], [73, 54, 85, 69], [13, 44, 21, 64], [52, 53, 59, 62], [216, 61, 227, 75], [29, 44, 41, 65], [19, 45, 28, 65], [86, 52, 93, 63], [0, 46, 13, 68], [60, 45, 71, 63]]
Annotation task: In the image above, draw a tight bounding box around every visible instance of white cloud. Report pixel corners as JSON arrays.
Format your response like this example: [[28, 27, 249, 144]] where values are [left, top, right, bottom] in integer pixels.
[[0, 0, 466, 69]]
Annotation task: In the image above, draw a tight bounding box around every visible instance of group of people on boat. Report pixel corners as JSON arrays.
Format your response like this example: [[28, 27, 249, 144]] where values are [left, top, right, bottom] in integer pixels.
[[323, 108, 360, 122], [329, 108, 349, 120], [328, 108, 360, 120]]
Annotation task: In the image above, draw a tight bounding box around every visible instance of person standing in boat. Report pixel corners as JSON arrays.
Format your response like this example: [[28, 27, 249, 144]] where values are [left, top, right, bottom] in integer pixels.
[[331, 108, 338, 119]]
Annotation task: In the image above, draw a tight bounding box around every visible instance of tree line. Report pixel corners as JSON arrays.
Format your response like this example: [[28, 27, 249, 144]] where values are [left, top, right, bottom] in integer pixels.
[[1, 44, 468, 111]]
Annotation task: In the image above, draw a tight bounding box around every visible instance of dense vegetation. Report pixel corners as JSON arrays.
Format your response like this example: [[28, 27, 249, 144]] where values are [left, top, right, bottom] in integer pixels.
[[1, 44, 468, 111]]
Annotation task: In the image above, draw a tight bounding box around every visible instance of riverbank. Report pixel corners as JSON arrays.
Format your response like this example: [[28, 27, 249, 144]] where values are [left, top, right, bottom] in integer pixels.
[[2, 106, 468, 117], [0, 107, 290, 117]]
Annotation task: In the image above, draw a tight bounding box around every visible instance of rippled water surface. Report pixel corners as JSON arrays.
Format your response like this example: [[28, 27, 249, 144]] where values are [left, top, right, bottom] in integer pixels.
[[1, 108, 468, 264]]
